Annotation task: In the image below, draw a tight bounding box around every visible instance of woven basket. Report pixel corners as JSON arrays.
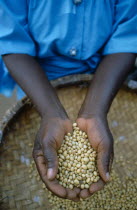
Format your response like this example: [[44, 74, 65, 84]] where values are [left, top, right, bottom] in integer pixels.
[[0, 74, 137, 210]]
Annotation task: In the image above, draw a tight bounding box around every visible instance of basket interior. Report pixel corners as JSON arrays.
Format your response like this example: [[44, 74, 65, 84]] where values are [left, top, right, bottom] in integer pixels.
[[0, 86, 137, 209]]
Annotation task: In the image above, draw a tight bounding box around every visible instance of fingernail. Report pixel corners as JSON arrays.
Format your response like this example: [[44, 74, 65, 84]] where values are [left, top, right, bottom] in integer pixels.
[[47, 168, 54, 180], [106, 172, 110, 182]]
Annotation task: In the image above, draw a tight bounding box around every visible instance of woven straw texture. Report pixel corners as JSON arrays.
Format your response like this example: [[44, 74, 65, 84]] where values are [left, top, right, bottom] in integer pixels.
[[0, 86, 137, 209]]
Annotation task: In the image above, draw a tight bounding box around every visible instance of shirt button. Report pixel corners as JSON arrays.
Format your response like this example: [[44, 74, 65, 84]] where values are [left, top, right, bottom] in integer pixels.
[[73, 0, 82, 4], [70, 48, 77, 56]]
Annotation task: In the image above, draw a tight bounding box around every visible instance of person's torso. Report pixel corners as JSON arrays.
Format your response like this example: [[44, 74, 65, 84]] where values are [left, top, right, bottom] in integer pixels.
[[0, 0, 116, 84], [27, 0, 115, 60]]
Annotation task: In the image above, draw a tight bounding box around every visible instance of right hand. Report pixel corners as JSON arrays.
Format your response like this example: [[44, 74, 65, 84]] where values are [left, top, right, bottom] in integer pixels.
[[33, 116, 80, 201], [76, 116, 114, 199]]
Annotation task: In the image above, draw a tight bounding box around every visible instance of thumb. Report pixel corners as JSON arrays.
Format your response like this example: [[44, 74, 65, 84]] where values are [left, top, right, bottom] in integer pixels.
[[97, 144, 113, 183], [43, 138, 58, 181]]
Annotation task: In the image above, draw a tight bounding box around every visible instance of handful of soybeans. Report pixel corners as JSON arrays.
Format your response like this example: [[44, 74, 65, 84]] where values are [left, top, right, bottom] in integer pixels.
[[57, 123, 100, 190]]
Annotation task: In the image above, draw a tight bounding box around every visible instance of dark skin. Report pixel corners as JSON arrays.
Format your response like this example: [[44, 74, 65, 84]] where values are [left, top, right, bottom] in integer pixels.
[[3, 53, 136, 200]]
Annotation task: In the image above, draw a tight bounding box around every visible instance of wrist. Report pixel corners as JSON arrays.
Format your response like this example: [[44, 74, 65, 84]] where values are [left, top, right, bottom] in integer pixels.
[[40, 103, 68, 120], [78, 103, 108, 119], [78, 86, 111, 118]]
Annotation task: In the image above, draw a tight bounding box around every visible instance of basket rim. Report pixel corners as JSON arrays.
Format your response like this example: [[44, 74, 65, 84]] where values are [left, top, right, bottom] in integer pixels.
[[0, 73, 137, 144]]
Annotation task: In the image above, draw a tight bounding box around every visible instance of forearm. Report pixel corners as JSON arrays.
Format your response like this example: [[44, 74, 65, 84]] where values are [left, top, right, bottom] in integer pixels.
[[3, 54, 67, 118], [79, 53, 136, 117]]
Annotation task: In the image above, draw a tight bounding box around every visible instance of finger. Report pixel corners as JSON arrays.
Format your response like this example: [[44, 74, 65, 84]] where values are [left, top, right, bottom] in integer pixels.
[[89, 179, 105, 194], [66, 188, 80, 202], [34, 152, 67, 198], [43, 138, 58, 180], [97, 143, 113, 182], [79, 189, 91, 199], [33, 149, 47, 177], [73, 187, 81, 196]]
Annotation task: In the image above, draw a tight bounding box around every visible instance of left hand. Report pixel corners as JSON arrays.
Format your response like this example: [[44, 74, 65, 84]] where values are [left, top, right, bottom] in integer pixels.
[[76, 115, 114, 199], [33, 117, 80, 201]]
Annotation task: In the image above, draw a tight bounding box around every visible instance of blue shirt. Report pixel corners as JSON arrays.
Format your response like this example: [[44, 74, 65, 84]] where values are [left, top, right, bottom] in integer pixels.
[[0, 0, 137, 99]]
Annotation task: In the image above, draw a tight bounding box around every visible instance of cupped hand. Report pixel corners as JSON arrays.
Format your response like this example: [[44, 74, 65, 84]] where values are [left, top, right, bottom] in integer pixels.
[[33, 117, 80, 201], [76, 116, 114, 199]]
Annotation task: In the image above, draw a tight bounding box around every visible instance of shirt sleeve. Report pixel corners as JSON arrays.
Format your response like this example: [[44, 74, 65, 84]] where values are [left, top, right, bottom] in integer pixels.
[[0, 1, 36, 56], [102, 0, 137, 55]]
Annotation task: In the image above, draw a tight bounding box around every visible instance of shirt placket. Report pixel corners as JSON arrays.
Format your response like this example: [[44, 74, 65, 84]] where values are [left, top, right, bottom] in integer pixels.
[[69, 0, 85, 60]]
